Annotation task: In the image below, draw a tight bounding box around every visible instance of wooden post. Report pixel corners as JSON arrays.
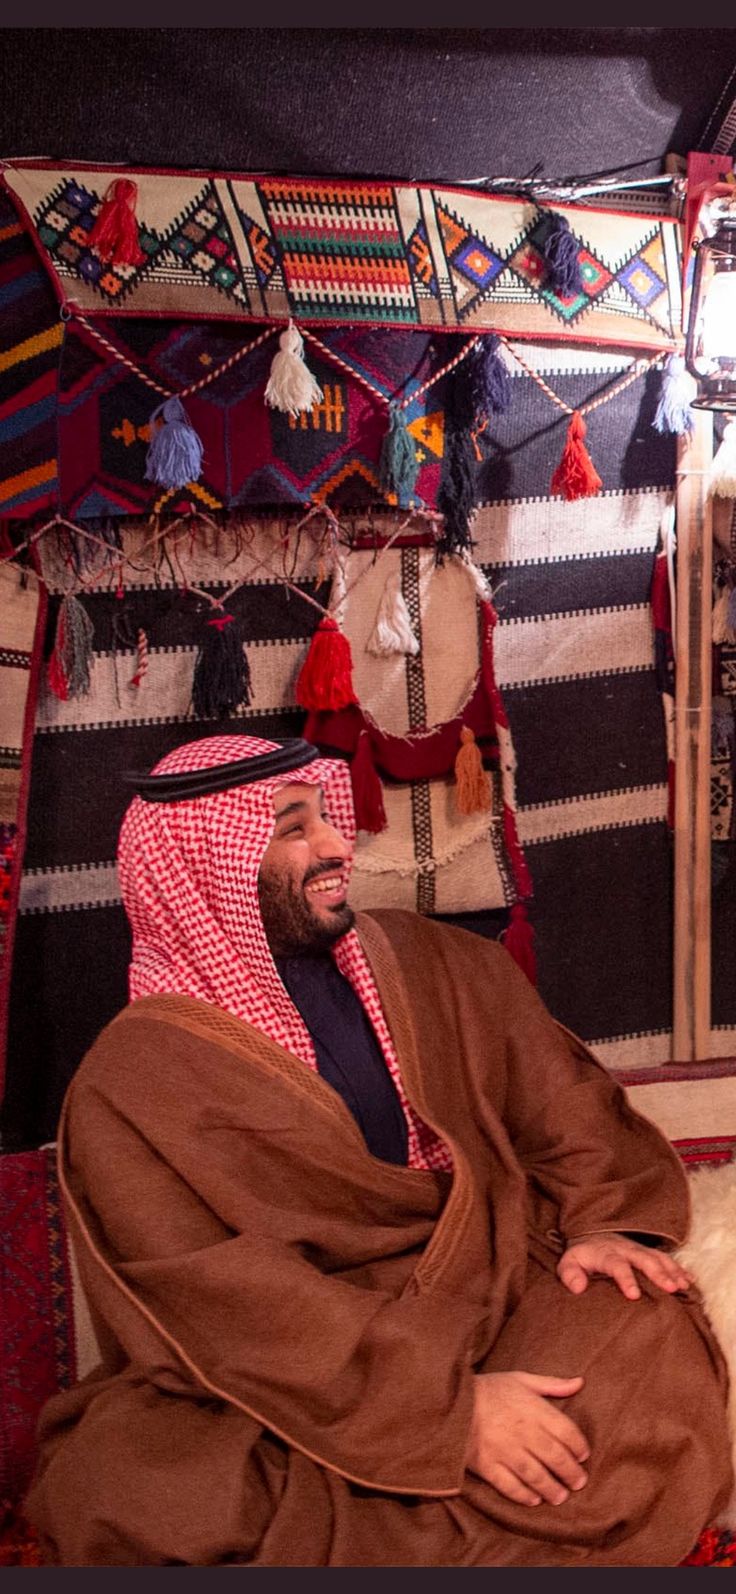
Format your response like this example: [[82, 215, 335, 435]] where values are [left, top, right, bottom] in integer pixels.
[[673, 413, 713, 1061]]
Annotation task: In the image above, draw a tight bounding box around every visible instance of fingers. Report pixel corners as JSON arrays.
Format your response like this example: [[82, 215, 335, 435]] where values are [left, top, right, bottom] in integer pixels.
[[608, 1258, 641, 1300], [485, 1463, 543, 1508], [518, 1373, 584, 1397], [632, 1249, 692, 1294], [540, 1408, 590, 1464], [515, 1448, 586, 1505], [486, 1447, 588, 1509], [560, 1236, 693, 1300], [556, 1255, 590, 1294]]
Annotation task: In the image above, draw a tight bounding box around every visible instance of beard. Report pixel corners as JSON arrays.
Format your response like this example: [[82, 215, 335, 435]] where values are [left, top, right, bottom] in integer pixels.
[[257, 858, 355, 958]]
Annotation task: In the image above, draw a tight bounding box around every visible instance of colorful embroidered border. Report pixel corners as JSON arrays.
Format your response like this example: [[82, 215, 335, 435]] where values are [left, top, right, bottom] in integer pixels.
[[3, 165, 683, 350]]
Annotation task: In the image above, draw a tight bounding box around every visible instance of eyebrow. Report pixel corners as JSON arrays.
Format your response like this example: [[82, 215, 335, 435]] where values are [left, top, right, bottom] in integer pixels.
[[274, 787, 325, 824], [274, 800, 309, 823]]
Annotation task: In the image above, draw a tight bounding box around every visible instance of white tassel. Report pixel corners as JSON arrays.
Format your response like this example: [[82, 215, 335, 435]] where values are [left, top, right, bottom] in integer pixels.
[[367, 570, 419, 657], [710, 420, 736, 497], [457, 550, 493, 604], [265, 320, 323, 417], [652, 353, 696, 436], [713, 585, 736, 644]]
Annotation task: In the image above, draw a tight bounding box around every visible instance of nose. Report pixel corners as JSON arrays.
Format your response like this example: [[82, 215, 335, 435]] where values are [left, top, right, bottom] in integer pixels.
[[313, 814, 351, 861]]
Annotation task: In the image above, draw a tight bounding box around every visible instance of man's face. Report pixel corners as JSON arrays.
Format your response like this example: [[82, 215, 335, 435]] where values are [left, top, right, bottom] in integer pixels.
[[258, 781, 355, 958]]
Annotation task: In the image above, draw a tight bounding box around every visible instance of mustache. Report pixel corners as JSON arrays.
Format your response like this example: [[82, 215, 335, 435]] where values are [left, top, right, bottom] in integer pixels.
[[303, 860, 348, 887]]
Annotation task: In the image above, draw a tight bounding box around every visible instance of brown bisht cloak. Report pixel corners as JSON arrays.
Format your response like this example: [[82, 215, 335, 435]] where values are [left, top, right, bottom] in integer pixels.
[[27, 911, 732, 1566]]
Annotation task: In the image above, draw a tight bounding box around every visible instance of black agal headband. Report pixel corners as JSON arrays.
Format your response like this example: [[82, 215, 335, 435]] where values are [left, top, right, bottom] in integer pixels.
[[129, 739, 321, 804]]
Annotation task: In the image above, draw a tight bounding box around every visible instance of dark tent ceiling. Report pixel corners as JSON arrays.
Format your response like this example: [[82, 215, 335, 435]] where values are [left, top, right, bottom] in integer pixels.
[[1, 29, 735, 183]]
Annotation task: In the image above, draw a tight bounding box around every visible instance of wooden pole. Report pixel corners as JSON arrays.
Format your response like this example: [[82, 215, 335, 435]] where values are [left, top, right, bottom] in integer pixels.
[[673, 413, 713, 1061]]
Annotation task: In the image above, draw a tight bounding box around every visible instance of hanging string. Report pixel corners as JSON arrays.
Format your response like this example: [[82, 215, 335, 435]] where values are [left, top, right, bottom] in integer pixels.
[[497, 339, 666, 418]]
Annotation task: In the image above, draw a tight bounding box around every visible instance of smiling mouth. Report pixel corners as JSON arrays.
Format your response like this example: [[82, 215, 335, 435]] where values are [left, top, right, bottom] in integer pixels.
[[305, 873, 347, 903]]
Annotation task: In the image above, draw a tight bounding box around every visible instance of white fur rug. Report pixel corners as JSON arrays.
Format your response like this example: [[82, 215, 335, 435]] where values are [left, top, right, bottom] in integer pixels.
[[675, 1162, 736, 1528]]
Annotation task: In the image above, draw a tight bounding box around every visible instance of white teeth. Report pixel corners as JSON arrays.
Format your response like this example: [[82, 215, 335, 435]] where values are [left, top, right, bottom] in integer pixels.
[[307, 876, 343, 894]]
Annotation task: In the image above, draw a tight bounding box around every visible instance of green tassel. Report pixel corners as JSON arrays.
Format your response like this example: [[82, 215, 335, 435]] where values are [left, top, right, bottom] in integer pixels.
[[379, 403, 419, 505]]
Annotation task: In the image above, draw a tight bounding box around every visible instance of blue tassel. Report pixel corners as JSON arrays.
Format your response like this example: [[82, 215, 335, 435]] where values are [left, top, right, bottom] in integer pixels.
[[469, 336, 511, 419], [540, 213, 583, 298], [379, 403, 419, 504], [145, 397, 204, 490], [653, 353, 695, 437]]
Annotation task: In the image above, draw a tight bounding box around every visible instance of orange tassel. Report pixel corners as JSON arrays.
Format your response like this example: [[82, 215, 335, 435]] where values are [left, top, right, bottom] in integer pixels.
[[350, 730, 386, 833], [295, 618, 358, 711], [550, 410, 602, 502], [87, 178, 146, 268], [454, 726, 492, 815], [502, 902, 536, 984]]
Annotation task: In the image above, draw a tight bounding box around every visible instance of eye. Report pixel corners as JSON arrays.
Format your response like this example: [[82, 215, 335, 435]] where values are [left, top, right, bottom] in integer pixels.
[[282, 823, 304, 837]]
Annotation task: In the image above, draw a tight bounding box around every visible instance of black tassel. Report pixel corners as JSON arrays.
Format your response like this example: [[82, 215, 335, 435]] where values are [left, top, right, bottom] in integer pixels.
[[437, 339, 480, 554], [438, 431, 477, 555], [539, 212, 583, 299], [468, 336, 511, 420], [192, 610, 251, 719]]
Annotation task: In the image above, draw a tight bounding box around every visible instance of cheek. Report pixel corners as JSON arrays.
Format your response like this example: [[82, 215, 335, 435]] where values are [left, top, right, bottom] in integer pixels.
[[261, 844, 309, 895]]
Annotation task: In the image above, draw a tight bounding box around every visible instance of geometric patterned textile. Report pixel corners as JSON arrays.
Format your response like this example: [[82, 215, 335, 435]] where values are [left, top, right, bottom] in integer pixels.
[[321, 548, 528, 916], [52, 320, 450, 523], [0, 1147, 98, 1504], [0, 188, 60, 521], [3, 165, 683, 348], [2, 343, 735, 1150], [2, 313, 679, 525], [0, 560, 45, 1102]]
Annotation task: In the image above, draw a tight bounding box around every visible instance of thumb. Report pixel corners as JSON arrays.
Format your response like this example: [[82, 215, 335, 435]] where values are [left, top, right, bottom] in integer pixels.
[[518, 1373, 585, 1397]]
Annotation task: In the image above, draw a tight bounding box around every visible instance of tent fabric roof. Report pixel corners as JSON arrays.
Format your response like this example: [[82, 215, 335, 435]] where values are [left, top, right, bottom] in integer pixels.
[[0, 30, 734, 184]]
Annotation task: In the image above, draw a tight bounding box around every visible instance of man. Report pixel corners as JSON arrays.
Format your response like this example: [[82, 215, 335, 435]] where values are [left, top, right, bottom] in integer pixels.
[[27, 733, 732, 1567]]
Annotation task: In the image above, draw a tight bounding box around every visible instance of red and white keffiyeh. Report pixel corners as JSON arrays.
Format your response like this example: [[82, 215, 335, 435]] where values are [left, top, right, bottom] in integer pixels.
[[118, 734, 451, 1173]]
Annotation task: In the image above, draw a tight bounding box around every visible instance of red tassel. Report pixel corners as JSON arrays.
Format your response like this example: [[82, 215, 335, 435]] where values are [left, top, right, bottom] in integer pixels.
[[650, 550, 671, 633], [87, 179, 146, 268], [47, 606, 69, 700], [295, 618, 358, 711], [350, 731, 387, 833], [550, 410, 602, 502], [502, 903, 536, 985]]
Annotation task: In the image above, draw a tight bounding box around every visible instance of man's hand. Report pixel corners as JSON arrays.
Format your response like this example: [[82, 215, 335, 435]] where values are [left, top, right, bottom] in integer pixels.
[[466, 1371, 589, 1507], [557, 1232, 692, 1301]]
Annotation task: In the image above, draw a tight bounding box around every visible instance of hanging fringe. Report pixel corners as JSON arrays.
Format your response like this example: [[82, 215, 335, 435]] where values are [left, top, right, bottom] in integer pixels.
[[458, 551, 494, 605], [653, 354, 696, 437], [47, 593, 95, 701], [502, 902, 537, 984], [379, 404, 419, 504], [350, 731, 387, 834], [87, 178, 146, 268], [295, 617, 357, 711], [710, 421, 736, 497], [539, 213, 583, 299], [145, 397, 204, 490], [191, 610, 251, 719], [265, 321, 323, 417], [437, 430, 476, 554], [366, 570, 419, 657], [454, 726, 492, 815], [468, 336, 511, 420], [550, 410, 602, 501]]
